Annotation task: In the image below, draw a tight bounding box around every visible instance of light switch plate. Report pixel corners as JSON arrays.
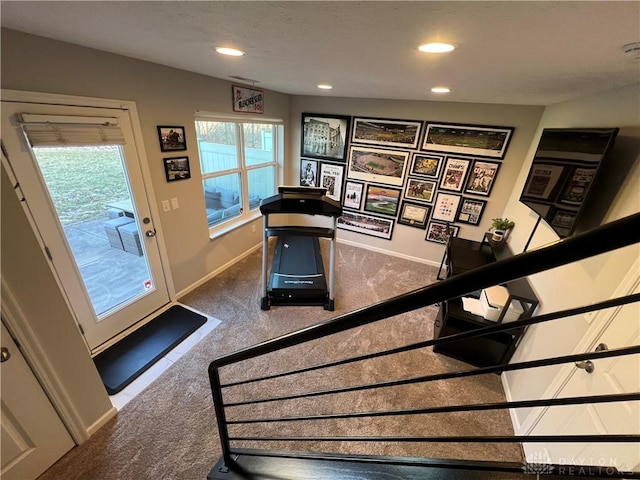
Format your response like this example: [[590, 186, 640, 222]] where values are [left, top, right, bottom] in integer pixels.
[[171, 197, 179, 210], [162, 200, 171, 212]]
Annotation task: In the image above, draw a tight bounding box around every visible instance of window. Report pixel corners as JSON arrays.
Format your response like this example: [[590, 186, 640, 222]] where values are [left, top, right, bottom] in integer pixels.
[[195, 117, 282, 232]]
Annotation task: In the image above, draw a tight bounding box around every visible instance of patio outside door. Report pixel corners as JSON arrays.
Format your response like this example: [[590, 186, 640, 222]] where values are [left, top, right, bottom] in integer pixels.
[[1, 94, 170, 351]]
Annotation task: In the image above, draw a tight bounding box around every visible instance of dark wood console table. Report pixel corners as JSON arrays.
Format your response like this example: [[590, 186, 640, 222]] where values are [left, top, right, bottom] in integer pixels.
[[434, 234, 539, 368]]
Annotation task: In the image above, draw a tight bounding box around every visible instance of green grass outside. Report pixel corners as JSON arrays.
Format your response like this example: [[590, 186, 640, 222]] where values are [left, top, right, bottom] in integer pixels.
[[34, 146, 130, 226]]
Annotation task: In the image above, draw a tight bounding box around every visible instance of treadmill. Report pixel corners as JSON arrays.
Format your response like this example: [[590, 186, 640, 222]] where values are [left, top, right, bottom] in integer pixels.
[[259, 186, 342, 311]]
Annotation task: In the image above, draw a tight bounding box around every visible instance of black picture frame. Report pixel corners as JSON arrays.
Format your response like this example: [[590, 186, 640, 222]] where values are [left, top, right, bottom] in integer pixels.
[[158, 126, 187, 152], [351, 117, 423, 149], [423, 122, 514, 159], [404, 178, 437, 203], [337, 209, 395, 240], [301, 113, 351, 162], [439, 157, 471, 192], [343, 180, 364, 210], [432, 192, 462, 222], [410, 153, 444, 179], [456, 198, 487, 225], [347, 145, 410, 187], [464, 159, 501, 197], [425, 221, 460, 244], [398, 201, 431, 229], [163, 156, 191, 182], [319, 162, 345, 202], [300, 159, 318, 187], [363, 184, 402, 217]]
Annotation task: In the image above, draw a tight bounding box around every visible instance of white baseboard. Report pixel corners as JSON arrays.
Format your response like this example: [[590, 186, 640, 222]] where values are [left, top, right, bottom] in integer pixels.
[[501, 373, 523, 435], [86, 407, 118, 438], [175, 242, 262, 298], [337, 238, 441, 267]]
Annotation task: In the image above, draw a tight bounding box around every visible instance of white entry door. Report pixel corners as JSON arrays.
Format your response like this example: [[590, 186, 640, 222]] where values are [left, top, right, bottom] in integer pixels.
[[524, 281, 640, 473], [1, 93, 170, 351], [1, 321, 75, 479]]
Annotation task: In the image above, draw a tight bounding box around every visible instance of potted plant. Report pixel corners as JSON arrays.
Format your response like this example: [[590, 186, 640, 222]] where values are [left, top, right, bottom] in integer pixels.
[[491, 217, 515, 242]]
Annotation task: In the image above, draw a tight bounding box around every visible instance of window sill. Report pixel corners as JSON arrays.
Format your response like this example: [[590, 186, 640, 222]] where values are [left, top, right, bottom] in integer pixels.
[[208, 210, 261, 240]]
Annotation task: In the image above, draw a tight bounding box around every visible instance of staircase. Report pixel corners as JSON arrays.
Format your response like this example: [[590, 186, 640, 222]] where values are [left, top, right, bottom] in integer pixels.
[[206, 214, 640, 479]]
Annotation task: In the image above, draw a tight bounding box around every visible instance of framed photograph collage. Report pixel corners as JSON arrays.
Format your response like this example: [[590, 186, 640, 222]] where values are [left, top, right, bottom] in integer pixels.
[[300, 113, 514, 243]]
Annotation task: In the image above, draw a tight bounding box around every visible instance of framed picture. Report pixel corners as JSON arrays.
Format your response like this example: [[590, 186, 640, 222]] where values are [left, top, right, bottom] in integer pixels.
[[301, 113, 351, 162], [364, 185, 402, 217], [300, 159, 318, 187], [464, 160, 501, 197], [343, 180, 364, 210], [410, 153, 444, 179], [232, 85, 264, 114], [456, 198, 487, 225], [432, 192, 462, 222], [347, 145, 410, 187], [398, 201, 431, 229], [425, 221, 460, 244], [423, 122, 514, 159], [319, 162, 344, 202], [163, 156, 191, 182], [404, 178, 437, 203], [439, 157, 471, 192], [157, 126, 187, 152], [558, 166, 597, 206], [351, 117, 423, 149], [337, 210, 395, 240], [520, 163, 565, 201]]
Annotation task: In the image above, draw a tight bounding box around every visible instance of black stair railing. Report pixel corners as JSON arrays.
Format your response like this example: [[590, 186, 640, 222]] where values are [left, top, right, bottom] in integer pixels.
[[208, 213, 640, 477]]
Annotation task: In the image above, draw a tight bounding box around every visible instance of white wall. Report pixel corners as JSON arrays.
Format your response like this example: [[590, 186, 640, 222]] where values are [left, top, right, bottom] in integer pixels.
[[290, 96, 544, 264], [501, 83, 640, 431]]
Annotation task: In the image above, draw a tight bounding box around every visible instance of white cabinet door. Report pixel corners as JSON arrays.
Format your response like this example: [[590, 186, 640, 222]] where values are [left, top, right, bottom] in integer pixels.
[[524, 294, 640, 473], [1, 322, 74, 480]]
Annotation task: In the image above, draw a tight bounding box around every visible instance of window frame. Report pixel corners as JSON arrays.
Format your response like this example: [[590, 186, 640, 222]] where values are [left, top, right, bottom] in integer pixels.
[[195, 113, 283, 238]]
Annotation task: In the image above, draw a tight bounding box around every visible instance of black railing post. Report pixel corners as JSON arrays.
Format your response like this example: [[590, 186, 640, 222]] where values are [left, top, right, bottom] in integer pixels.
[[208, 366, 234, 469]]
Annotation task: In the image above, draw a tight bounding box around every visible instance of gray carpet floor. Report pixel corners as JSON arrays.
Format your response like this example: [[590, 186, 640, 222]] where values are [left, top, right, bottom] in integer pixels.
[[38, 240, 522, 480]]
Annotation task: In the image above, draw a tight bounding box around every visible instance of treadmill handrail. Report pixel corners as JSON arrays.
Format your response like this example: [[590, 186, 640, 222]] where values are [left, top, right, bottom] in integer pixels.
[[266, 226, 335, 238]]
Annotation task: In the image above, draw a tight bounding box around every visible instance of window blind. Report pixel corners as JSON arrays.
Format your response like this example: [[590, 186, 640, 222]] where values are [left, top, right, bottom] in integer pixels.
[[20, 114, 125, 146]]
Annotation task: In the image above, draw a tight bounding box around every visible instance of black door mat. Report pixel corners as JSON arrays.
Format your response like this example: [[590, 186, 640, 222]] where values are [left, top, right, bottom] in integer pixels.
[[94, 305, 207, 395]]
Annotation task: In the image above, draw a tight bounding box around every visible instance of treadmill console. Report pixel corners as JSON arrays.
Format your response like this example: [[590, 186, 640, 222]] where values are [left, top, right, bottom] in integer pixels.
[[260, 186, 342, 217]]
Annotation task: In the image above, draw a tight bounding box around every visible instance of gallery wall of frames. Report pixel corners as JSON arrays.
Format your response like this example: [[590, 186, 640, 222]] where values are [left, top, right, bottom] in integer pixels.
[[299, 113, 514, 244]]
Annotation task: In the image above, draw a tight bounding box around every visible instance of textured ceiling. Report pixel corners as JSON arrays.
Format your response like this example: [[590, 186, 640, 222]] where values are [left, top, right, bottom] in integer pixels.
[[2, 1, 639, 106]]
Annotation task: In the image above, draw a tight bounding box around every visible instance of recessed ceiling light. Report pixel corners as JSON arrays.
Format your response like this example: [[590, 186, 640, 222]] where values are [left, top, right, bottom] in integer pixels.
[[215, 47, 245, 57], [317, 84, 333, 90], [419, 42, 455, 53], [431, 87, 451, 93]]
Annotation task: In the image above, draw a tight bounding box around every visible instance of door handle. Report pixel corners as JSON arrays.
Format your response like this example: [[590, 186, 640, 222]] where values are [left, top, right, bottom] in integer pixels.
[[574, 343, 608, 374], [1, 347, 10, 363], [145, 229, 156, 238]]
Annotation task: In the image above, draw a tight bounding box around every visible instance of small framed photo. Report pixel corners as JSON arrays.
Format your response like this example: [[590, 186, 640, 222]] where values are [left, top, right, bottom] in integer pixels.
[[432, 192, 462, 222], [439, 157, 471, 192], [319, 162, 345, 202], [404, 178, 437, 203], [300, 159, 318, 187], [425, 221, 460, 244], [343, 180, 364, 210], [364, 184, 402, 217], [301, 113, 351, 162], [163, 156, 191, 182], [398, 201, 431, 229], [337, 210, 395, 240], [456, 198, 487, 225], [351, 117, 423, 149], [464, 160, 501, 197], [232, 85, 264, 114], [157, 126, 187, 152], [410, 153, 444, 179], [423, 122, 514, 159]]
